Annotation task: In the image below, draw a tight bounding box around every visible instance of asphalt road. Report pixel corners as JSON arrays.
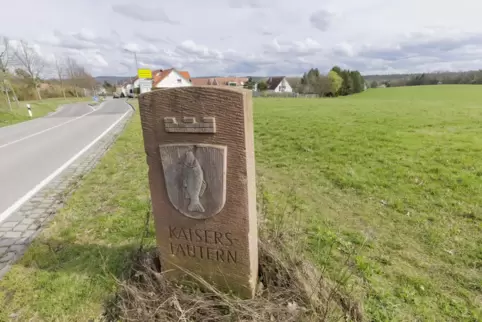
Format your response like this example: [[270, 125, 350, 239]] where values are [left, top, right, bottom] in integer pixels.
[[0, 99, 132, 223]]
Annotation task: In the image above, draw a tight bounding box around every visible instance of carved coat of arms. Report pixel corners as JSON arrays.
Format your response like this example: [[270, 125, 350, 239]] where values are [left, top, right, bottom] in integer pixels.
[[159, 143, 227, 219]]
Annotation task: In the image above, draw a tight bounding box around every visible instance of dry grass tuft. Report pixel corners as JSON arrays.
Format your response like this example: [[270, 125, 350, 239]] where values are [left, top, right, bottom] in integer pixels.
[[103, 239, 363, 322]]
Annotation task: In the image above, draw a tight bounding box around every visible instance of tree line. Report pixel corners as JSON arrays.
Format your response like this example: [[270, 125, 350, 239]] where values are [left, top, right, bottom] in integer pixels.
[[0, 37, 96, 110], [295, 66, 365, 96], [368, 70, 482, 88], [243, 66, 366, 97]]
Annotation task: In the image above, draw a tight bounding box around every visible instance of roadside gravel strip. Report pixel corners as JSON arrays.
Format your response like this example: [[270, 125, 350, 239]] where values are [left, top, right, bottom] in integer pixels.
[[0, 108, 134, 278]]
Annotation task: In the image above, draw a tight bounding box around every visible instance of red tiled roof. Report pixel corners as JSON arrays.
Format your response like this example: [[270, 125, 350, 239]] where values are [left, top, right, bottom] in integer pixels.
[[152, 68, 191, 87], [152, 69, 172, 87], [190, 77, 248, 87], [192, 77, 220, 86], [179, 71, 191, 80], [191, 78, 210, 86]]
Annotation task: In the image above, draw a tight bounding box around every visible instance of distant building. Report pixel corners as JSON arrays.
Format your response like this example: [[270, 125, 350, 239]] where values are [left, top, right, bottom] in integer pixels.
[[191, 76, 249, 87], [124, 83, 133, 95], [266, 76, 293, 93], [122, 68, 192, 92], [152, 68, 192, 88]]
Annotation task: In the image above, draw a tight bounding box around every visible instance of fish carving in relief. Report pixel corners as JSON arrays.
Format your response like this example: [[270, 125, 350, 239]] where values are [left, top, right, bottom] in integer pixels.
[[182, 151, 207, 212]]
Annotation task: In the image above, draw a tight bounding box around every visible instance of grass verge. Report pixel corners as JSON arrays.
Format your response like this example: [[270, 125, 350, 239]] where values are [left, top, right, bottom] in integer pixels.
[[0, 97, 91, 127], [0, 109, 147, 321]]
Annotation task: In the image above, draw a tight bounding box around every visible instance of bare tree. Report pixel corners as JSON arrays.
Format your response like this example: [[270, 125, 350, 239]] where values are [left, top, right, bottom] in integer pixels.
[[0, 36, 12, 109], [14, 40, 45, 100], [0, 37, 9, 73], [65, 56, 96, 97], [74, 65, 96, 91], [65, 56, 79, 97], [54, 55, 66, 99]]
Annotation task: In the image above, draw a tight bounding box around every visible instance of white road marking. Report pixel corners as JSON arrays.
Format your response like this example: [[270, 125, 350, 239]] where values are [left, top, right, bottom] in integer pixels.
[[0, 103, 104, 149], [0, 109, 131, 224]]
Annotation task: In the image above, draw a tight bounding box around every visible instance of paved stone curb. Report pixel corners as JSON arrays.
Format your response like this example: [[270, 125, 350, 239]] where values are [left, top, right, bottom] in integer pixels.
[[0, 109, 134, 278]]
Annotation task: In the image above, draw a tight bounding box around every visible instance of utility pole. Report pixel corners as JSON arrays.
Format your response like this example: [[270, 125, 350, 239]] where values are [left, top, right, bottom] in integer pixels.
[[133, 52, 139, 71], [124, 49, 140, 97], [131, 50, 139, 97], [124, 49, 139, 74]]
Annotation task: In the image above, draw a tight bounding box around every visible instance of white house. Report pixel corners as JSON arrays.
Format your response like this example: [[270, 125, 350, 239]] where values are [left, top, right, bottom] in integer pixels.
[[124, 83, 133, 95], [118, 83, 129, 96], [266, 76, 293, 93], [153, 68, 192, 88]]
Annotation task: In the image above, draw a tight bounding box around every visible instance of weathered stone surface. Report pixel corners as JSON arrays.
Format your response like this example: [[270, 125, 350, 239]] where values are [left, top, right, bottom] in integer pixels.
[[3, 231, 21, 239], [0, 252, 15, 263], [8, 244, 25, 254], [20, 218, 35, 225], [139, 87, 258, 299], [21, 229, 36, 239], [13, 224, 29, 232], [0, 239, 14, 247]]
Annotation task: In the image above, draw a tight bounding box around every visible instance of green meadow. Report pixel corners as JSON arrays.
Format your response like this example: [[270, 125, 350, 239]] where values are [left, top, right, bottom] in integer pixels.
[[255, 85, 481, 320], [0, 85, 480, 321]]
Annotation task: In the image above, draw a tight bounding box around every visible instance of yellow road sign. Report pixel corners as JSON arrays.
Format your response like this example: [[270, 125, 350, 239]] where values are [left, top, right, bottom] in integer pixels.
[[138, 69, 152, 79]]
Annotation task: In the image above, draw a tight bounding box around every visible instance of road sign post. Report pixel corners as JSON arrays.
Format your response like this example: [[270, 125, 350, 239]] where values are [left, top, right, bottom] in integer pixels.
[[139, 79, 153, 94], [137, 69, 153, 94], [138, 69, 153, 79], [26, 104, 32, 118]]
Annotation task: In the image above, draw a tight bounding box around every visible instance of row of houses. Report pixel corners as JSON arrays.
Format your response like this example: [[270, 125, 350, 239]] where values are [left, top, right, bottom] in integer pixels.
[[119, 68, 294, 95]]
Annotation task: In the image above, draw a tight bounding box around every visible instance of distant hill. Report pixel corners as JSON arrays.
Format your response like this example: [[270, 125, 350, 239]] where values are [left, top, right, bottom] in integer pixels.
[[362, 74, 413, 82], [95, 76, 134, 85]]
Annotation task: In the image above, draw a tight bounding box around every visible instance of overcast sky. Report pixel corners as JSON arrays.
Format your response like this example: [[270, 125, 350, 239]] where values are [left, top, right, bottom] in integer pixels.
[[1, 0, 482, 77]]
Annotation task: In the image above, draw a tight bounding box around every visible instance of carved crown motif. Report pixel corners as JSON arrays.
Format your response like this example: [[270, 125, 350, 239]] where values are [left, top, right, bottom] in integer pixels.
[[164, 116, 216, 133]]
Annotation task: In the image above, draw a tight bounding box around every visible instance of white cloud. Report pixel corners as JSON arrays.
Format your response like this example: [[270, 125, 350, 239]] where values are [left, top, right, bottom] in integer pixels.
[[122, 43, 141, 53], [228, 0, 271, 9], [1, 0, 482, 77], [76, 29, 96, 42], [310, 10, 335, 31], [177, 40, 224, 60], [92, 54, 109, 67], [112, 4, 178, 24], [333, 43, 355, 57]]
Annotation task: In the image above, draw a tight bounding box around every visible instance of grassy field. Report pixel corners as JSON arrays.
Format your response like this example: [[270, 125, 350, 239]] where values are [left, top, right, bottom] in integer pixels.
[[0, 97, 91, 127], [0, 85, 481, 321]]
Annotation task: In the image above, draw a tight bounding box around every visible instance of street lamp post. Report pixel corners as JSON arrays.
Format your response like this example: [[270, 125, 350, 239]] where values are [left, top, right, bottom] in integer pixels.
[[124, 49, 139, 73], [124, 49, 140, 97]]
